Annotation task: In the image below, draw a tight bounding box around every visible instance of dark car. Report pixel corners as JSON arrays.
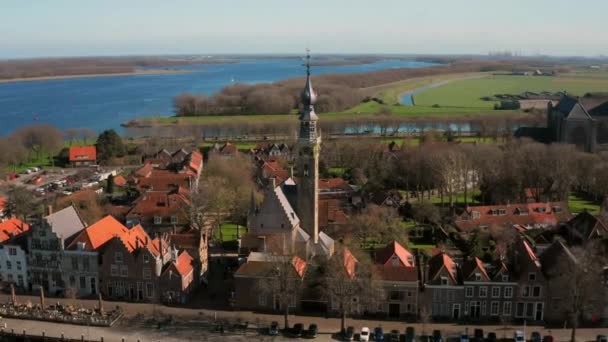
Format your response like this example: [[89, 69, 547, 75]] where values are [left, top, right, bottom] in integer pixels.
[[486, 332, 497, 342], [269, 321, 279, 336], [597, 335, 607, 342], [389, 330, 400, 342], [542, 336, 554, 342], [474, 329, 484, 342], [530, 332, 541, 342], [432, 330, 443, 342], [344, 326, 355, 341], [418, 335, 433, 342], [374, 327, 385, 341], [291, 323, 304, 337], [406, 327, 416, 342], [305, 324, 317, 338]]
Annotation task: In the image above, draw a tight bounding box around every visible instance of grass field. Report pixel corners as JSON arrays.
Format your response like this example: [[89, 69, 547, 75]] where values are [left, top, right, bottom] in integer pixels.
[[414, 74, 608, 109], [213, 222, 247, 242], [568, 193, 601, 215]]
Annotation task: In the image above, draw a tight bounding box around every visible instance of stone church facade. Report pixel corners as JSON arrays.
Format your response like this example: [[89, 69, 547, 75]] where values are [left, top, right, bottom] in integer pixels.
[[547, 93, 608, 152]]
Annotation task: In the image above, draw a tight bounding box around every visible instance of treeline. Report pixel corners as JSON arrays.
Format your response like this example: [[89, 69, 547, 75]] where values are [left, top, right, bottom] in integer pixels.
[[321, 137, 607, 206], [173, 60, 553, 116], [0, 125, 64, 171], [0, 56, 207, 80]]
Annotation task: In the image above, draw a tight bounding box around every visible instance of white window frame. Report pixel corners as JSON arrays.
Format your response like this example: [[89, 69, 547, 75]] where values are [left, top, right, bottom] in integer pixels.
[[258, 294, 267, 306], [120, 265, 128, 277], [143, 268, 151, 280], [110, 265, 118, 276], [504, 286, 513, 298], [479, 286, 488, 298], [170, 215, 178, 224], [154, 216, 162, 224], [114, 252, 123, 264], [490, 301, 500, 316], [491, 286, 500, 298], [465, 286, 474, 298], [503, 302, 512, 316]]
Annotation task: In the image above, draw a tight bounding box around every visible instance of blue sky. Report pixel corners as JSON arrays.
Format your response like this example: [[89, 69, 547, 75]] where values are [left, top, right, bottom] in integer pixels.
[[1, 0, 607, 58]]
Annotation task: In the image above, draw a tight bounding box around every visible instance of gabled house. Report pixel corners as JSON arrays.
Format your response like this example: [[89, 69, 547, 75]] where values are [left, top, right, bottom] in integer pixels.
[[509, 238, 546, 322], [126, 187, 191, 233], [170, 231, 209, 282], [371, 241, 419, 318], [233, 252, 307, 311], [422, 251, 463, 320], [210, 142, 238, 158], [159, 249, 195, 304], [461, 257, 516, 321], [69, 146, 97, 167], [0, 218, 30, 289], [562, 211, 608, 245]]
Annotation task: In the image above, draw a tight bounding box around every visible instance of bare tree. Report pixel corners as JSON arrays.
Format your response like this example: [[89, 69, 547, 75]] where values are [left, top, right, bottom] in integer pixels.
[[4, 185, 38, 221]]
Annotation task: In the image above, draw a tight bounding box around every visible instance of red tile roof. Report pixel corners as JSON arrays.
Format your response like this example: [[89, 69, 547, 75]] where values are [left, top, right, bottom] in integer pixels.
[[127, 189, 190, 220], [343, 248, 358, 279], [428, 252, 458, 283], [375, 241, 415, 267], [136, 170, 192, 192], [68, 215, 129, 251], [69, 146, 96, 162], [319, 178, 351, 191], [318, 199, 348, 229], [372, 265, 418, 282], [174, 251, 194, 276], [113, 175, 127, 187], [291, 256, 307, 278], [134, 163, 153, 178], [454, 202, 570, 232], [461, 257, 490, 281], [0, 218, 29, 243]]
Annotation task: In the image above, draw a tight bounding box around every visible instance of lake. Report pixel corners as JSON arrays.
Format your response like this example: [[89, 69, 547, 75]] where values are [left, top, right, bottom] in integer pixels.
[[0, 58, 437, 135]]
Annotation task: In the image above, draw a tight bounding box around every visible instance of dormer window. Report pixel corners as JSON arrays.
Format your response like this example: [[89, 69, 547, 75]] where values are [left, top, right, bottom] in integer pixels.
[[475, 273, 482, 281], [498, 209, 506, 215], [154, 216, 162, 224], [472, 211, 480, 219], [391, 255, 399, 266], [528, 273, 536, 281], [170, 216, 178, 224], [502, 274, 509, 282], [407, 256, 414, 266], [303, 164, 309, 177], [440, 276, 448, 286]]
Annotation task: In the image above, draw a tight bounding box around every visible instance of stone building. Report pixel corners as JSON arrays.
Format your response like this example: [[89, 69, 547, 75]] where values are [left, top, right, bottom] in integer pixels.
[[547, 93, 608, 152]]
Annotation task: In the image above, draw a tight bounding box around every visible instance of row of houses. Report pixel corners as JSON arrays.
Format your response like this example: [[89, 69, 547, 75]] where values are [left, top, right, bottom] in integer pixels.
[[234, 236, 607, 324], [0, 207, 206, 304]]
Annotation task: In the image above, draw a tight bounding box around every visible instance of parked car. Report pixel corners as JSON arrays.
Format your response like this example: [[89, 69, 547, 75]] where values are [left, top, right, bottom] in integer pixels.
[[514, 330, 525, 342], [486, 332, 497, 342], [597, 335, 607, 342], [389, 329, 400, 342], [418, 335, 433, 342], [374, 327, 385, 341], [268, 321, 279, 336], [406, 327, 416, 342], [542, 335, 554, 342], [305, 324, 317, 338], [432, 330, 442, 342], [291, 323, 304, 337], [344, 326, 355, 341], [460, 333, 470, 342], [360, 327, 371, 342], [530, 332, 541, 342], [474, 329, 484, 342]]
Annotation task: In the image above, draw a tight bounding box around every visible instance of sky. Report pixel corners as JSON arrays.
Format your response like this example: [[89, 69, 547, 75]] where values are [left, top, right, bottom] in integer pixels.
[[2, 0, 608, 59]]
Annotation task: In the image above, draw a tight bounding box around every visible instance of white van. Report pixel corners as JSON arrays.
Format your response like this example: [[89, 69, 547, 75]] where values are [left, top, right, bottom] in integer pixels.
[[514, 331, 525, 342]]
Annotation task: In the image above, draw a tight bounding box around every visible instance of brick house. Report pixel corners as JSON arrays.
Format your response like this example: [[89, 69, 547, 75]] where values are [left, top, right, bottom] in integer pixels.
[[509, 238, 546, 322], [0, 218, 30, 290], [169, 231, 208, 282], [371, 241, 419, 318], [233, 252, 307, 311], [28, 206, 86, 294], [461, 257, 517, 322], [69, 146, 97, 167], [99, 224, 170, 302], [159, 250, 195, 304], [126, 187, 191, 233], [422, 251, 464, 320]]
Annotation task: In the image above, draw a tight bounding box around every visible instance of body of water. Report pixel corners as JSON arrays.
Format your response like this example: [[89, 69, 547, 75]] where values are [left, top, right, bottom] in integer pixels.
[[0, 58, 437, 135]]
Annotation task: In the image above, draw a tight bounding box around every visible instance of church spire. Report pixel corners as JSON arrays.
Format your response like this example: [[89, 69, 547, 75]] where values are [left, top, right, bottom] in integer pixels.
[[299, 49, 318, 122]]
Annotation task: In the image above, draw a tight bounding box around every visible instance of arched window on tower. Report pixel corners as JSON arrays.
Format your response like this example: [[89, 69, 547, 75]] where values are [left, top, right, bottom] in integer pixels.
[[303, 164, 309, 176]]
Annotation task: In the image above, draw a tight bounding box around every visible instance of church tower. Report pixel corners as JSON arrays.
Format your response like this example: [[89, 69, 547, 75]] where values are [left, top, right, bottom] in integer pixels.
[[296, 51, 320, 244]]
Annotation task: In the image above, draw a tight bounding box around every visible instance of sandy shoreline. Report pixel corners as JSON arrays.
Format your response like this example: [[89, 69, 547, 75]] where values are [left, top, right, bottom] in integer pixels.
[[0, 68, 202, 84]]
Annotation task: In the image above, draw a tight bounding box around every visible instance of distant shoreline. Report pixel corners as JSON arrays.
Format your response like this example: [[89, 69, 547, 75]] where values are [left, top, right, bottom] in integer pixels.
[[0, 68, 202, 84]]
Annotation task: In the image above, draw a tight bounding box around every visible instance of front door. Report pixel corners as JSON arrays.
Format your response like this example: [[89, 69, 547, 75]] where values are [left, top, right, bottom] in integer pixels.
[[453, 304, 461, 319], [389, 303, 400, 318]]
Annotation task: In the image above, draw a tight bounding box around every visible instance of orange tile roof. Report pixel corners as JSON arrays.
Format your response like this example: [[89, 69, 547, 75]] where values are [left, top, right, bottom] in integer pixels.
[[69, 146, 96, 162], [113, 175, 127, 186], [0, 218, 29, 243], [375, 241, 415, 267], [136, 170, 192, 191], [174, 251, 194, 276], [319, 178, 352, 191], [343, 248, 358, 279], [127, 189, 190, 219], [292, 256, 307, 278], [134, 163, 153, 178], [68, 215, 128, 251], [462, 257, 490, 280]]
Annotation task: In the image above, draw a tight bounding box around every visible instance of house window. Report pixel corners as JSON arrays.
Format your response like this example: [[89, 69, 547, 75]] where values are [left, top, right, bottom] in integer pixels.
[[258, 294, 266, 306], [6, 261, 11, 270], [154, 216, 162, 224], [522, 286, 530, 297], [528, 273, 536, 281], [115, 252, 123, 264], [146, 283, 153, 298], [472, 211, 480, 219], [143, 268, 151, 280], [289, 296, 296, 308], [83, 258, 90, 271], [8, 247, 16, 256], [69, 276, 76, 287], [440, 277, 448, 286], [490, 302, 499, 316], [475, 273, 482, 281], [391, 255, 399, 266], [533, 286, 541, 297], [17, 275, 23, 287], [504, 287, 513, 298], [110, 265, 118, 276], [515, 302, 525, 318], [16, 261, 21, 271], [481, 301, 487, 316], [170, 216, 178, 224], [80, 276, 86, 289], [491, 287, 500, 298], [7, 274, 13, 282], [503, 302, 512, 316], [479, 286, 488, 298], [120, 265, 128, 277], [389, 291, 402, 301], [143, 254, 150, 264], [72, 257, 79, 270], [465, 286, 474, 298], [502, 274, 509, 282]]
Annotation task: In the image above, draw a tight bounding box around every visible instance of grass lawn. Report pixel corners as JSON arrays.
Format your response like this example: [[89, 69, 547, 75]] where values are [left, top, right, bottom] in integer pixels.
[[214, 222, 247, 242], [326, 167, 347, 177], [429, 189, 482, 205], [414, 74, 608, 109], [200, 141, 259, 151], [568, 193, 600, 215]]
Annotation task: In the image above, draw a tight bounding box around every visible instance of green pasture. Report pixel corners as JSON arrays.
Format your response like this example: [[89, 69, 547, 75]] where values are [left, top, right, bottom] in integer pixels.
[[568, 193, 600, 215], [213, 222, 247, 242]]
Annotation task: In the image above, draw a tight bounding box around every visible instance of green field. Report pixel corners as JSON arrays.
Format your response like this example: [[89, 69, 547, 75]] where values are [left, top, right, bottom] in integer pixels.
[[568, 193, 601, 215], [214, 222, 247, 242], [414, 74, 608, 109]]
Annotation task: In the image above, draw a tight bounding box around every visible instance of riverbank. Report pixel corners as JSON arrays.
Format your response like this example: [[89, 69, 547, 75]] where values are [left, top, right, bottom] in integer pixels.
[[0, 68, 202, 84]]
